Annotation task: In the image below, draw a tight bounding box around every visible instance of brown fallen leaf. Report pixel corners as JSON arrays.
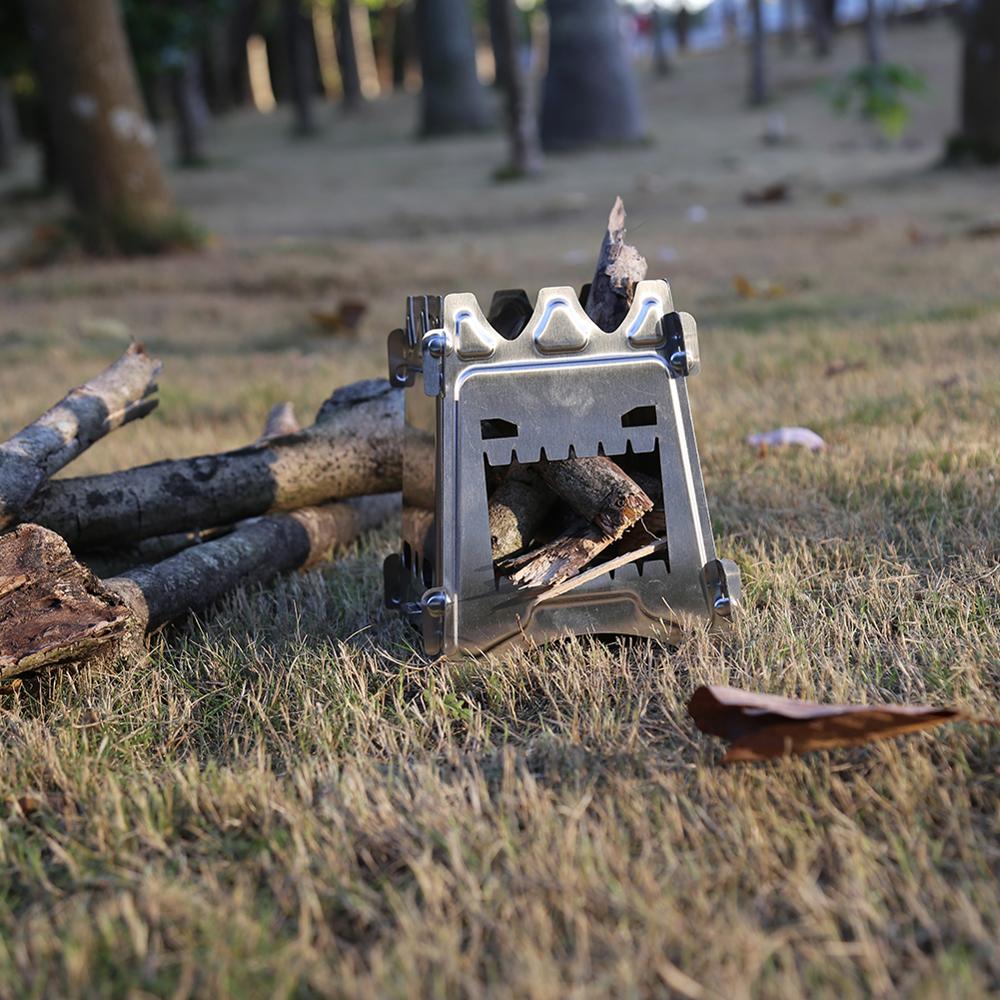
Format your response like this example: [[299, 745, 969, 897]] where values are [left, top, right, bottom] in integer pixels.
[[732, 274, 786, 300], [309, 299, 368, 335], [687, 685, 984, 763], [742, 182, 789, 205], [824, 359, 867, 378], [965, 219, 1000, 240], [16, 794, 44, 817]]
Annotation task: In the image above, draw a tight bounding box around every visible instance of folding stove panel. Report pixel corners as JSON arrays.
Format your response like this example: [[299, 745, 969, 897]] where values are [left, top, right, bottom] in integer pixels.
[[384, 279, 740, 658]]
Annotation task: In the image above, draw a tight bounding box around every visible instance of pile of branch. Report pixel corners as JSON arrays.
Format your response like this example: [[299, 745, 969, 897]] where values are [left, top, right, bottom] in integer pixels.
[[489, 198, 666, 593], [1, 349, 401, 682], [0, 198, 665, 682]]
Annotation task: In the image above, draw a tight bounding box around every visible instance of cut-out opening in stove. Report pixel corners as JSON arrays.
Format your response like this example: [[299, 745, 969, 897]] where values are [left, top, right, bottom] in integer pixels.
[[484, 441, 668, 592], [621, 405, 658, 428], [481, 418, 519, 440]]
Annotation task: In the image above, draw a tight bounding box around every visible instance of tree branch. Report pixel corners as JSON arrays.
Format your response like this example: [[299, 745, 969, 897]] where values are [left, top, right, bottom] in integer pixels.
[[0, 343, 161, 530]]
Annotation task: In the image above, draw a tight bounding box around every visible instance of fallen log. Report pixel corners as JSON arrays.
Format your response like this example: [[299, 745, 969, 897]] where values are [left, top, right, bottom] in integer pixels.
[[0, 343, 161, 531], [106, 495, 397, 631], [488, 462, 555, 560], [24, 379, 402, 549], [1, 497, 396, 679], [81, 402, 305, 576], [538, 456, 652, 542], [80, 526, 235, 579]]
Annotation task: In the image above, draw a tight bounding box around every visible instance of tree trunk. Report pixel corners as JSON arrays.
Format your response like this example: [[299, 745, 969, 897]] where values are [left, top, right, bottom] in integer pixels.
[[651, 8, 672, 76], [167, 53, 210, 165], [392, 1, 417, 92], [781, 0, 798, 53], [337, 0, 364, 110], [810, 0, 833, 57], [540, 0, 646, 151], [488, 0, 513, 89], [488, 0, 541, 177], [676, 6, 693, 51], [415, 0, 491, 135], [0, 79, 19, 170], [864, 0, 884, 71], [350, 2, 382, 100], [201, 19, 236, 113], [107, 496, 396, 632], [23, 0, 174, 231], [748, 0, 769, 106], [227, 0, 262, 106], [950, 0, 1000, 163], [283, 0, 318, 133]]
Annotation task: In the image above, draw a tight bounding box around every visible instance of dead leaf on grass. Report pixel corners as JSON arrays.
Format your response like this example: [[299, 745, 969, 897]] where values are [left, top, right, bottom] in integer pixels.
[[824, 359, 867, 378], [965, 219, 1000, 240], [742, 182, 789, 205], [16, 794, 44, 817], [732, 274, 786, 300], [687, 685, 982, 763], [310, 299, 368, 335]]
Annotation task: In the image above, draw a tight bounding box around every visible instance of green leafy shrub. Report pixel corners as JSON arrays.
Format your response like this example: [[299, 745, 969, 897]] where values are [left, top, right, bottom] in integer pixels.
[[829, 63, 927, 141]]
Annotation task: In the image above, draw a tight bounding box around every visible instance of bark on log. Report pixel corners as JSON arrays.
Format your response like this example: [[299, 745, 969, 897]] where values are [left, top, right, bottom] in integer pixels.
[[405, 427, 436, 511], [488, 462, 554, 559], [80, 526, 235, 579], [538, 455, 652, 542], [500, 517, 607, 589], [0, 524, 130, 681], [0, 344, 161, 532], [2, 496, 396, 677], [25, 379, 401, 549], [107, 495, 397, 631], [82, 402, 301, 577]]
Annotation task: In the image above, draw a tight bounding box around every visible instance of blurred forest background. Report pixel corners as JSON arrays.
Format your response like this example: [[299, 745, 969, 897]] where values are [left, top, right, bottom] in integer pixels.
[[0, 0, 997, 257]]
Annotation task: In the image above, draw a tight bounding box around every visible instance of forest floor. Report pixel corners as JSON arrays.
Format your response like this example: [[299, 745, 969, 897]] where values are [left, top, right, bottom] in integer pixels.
[[1, 18, 998, 999]]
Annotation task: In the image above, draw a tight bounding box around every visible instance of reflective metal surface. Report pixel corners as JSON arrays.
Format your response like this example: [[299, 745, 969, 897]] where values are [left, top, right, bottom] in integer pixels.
[[384, 280, 740, 659]]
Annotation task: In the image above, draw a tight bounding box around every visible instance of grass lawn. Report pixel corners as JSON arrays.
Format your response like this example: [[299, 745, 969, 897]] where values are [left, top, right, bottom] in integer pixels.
[[0, 19, 998, 999]]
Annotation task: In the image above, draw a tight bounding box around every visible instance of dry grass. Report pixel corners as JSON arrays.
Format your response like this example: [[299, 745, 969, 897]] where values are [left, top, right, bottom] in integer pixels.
[[1, 20, 998, 999]]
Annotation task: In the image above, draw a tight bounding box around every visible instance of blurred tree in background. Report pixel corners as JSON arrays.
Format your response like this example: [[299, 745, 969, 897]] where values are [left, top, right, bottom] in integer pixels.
[[122, 0, 229, 164], [415, 0, 490, 135], [948, 0, 1000, 163], [748, 0, 768, 105], [21, 0, 198, 253], [337, 0, 365, 110], [1, 0, 993, 257], [541, 0, 646, 150], [0, 4, 30, 172], [489, 0, 541, 178], [281, 0, 318, 132]]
